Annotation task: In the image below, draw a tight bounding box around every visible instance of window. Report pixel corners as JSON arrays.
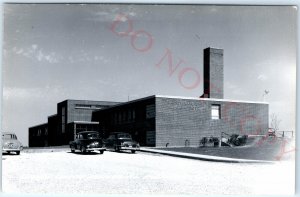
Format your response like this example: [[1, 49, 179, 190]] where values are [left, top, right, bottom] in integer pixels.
[[108, 135, 116, 140], [114, 113, 118, 123], [62, 106, 66, 133], [75, 104, 91, 109], [128, 110, 132, 121], [37, 129, 42, 136], [132, 109, 135, 120], [146, 104, 155, 119], [211, 104, 221, 119], [75, 104, 103, 109]]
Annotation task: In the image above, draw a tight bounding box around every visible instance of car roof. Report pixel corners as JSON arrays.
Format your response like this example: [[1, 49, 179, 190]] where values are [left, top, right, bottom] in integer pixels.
[[77, 131, 99, 134], [2, 132, 17, 135]]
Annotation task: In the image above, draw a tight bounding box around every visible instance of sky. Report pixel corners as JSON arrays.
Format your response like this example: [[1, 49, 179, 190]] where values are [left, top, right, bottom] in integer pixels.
[[2, 4, 297, 146]]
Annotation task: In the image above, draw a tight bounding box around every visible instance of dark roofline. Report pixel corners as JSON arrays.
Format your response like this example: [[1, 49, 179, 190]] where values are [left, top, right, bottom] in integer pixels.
[[29, 122, 48, 129], [93, 95, 155, 112], [59, 99, 122, 104]]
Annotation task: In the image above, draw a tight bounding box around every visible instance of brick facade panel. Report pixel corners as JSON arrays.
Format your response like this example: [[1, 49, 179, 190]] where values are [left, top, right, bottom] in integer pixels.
[[155, 97, 268, 147]]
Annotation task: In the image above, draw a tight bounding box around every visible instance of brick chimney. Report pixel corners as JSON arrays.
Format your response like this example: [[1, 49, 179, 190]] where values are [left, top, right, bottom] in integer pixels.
[[202, 47, 224, 99]]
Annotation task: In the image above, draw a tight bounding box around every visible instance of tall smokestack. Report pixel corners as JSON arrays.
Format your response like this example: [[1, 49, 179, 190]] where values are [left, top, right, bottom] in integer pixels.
[[203, 47, 224, 99]]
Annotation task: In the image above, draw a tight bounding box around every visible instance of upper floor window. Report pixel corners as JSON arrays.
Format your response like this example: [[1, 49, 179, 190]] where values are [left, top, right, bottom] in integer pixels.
[[146, 104, 155, 119], [211, 104, 221, 120]]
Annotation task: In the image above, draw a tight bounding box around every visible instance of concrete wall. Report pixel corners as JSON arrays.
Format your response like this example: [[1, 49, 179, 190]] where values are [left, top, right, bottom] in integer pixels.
[[155, 97, 268, 147]]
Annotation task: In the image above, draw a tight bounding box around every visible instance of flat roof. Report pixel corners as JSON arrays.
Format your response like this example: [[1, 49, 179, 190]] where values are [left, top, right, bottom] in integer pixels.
[[48, 114, 57, 118], [155, 95, 268, 104], [93, 95, 156, 112], [94, 94, 267, 113], [60, 99, 122, 105], [29, 122, 48, 129]]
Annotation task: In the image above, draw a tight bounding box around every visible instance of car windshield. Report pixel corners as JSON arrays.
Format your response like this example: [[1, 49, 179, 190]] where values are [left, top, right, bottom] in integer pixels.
[[117, 134, 131, 139], [2, 134, 17, 140], [83, 133, 99, 139]]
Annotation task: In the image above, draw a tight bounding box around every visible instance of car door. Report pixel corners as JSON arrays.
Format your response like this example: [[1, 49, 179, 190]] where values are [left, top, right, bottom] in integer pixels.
[[74, 134, 82, 149]]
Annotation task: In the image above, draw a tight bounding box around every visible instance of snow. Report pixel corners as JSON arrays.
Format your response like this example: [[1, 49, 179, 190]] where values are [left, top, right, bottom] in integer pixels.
[[2, 148, 295, 195]]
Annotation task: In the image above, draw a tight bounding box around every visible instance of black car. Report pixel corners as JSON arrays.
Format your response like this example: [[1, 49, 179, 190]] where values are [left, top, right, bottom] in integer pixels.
[[105, 132, 140, 153], [69, 131, 106, 154]]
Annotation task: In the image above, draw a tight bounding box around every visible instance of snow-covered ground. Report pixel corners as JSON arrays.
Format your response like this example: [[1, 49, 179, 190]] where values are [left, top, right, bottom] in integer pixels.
[[2, 148, 295, 195]]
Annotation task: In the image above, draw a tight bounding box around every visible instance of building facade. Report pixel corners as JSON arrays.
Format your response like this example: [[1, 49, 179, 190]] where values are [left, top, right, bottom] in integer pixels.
[[28, 47, 269, 147], [91, 95, 268, 147], [29, 123, 48, 147], [29, 100, 120, 147]]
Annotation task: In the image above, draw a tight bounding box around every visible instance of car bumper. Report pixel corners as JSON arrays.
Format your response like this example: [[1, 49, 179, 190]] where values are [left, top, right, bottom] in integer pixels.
[[119, 146, 140, 151], [2, 148, 22, 152], [86, 147, 106, 151]]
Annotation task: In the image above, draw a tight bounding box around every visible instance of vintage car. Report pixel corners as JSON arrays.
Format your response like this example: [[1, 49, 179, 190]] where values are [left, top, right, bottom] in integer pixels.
[[2, 132, 23, 155], [105, 132, 140, 153], [69, 131, 106, 154]]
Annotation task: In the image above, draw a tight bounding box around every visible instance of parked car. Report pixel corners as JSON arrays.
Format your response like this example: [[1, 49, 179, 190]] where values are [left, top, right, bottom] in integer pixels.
[[228, 134, 248, 146], [268, 128, 276, 137], [105, 132, 140, 153], [69, 131, 106, 154], [2, 132, 23, 155]]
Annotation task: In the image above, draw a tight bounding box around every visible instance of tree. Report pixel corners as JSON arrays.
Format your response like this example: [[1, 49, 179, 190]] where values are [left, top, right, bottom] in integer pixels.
[[270, 113, 281, 132]]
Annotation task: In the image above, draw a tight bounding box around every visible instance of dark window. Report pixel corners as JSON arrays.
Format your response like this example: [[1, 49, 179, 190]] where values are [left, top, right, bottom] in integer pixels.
[[62, 106, 66, 133], [146, 104, 155, 119], [128, 110, 132, 121], [75, 104, 92, 109], [108, 135, 116, 140], [132, 109, 135, 120]]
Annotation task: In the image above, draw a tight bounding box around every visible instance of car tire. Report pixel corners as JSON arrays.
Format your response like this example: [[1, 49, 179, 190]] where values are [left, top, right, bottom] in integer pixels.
[[80, 146, 86, 154], [70, 145, 75, 153], [16, 151, 20, 155], [235, 140, 241, 146], [99, 150, 104, 154], [131, 150, 136, 154]]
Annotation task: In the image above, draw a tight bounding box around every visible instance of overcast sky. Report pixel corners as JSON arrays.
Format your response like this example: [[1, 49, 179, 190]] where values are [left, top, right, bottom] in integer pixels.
[[2, 4, 296, 146]]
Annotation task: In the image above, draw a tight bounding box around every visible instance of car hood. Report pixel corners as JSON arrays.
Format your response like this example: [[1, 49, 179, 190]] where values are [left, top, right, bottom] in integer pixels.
[[2, 139, 22, 145], [119, 139, 138, 145], [80, 139, 103, 144]]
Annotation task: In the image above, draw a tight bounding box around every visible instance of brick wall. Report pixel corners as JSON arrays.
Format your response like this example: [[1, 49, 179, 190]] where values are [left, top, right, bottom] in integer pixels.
[[204, 48, 224, 99], [155, 97, 268, 147]]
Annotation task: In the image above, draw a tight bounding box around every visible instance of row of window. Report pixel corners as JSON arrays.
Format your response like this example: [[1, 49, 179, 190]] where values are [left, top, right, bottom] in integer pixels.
[[75, 104, 103, 109], [34, 128, 48, 136], [112, 109, 136, 124]]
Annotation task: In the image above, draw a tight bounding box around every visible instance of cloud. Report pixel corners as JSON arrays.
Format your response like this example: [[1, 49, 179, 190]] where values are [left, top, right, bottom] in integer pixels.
[[12, 45, 60, 63], [3, 86, 67, 101], [67, 54, 109, 64], [32, 44, 38, 50], [257, 74, 268, 81], [225, 82, 246, 96]]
